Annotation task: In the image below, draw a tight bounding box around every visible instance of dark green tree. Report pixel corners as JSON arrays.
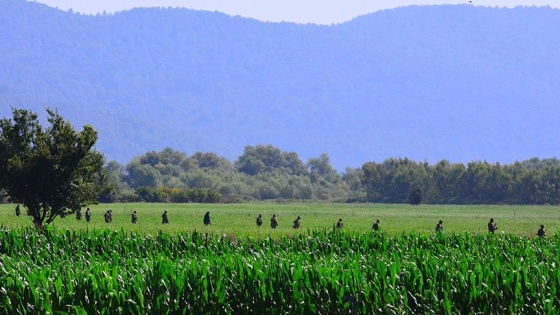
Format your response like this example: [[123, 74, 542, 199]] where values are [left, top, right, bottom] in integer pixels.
[[342, 167, 364, 195], [307, 153, 340, 185], [235, 145, 307, 176], [362, 161, 387, 202], [126, 162, 163, 188], [408, 187, 423, 205], [135, 186, 168, 202], [191, 151, 233, 171], [0, 108, 110, 229]]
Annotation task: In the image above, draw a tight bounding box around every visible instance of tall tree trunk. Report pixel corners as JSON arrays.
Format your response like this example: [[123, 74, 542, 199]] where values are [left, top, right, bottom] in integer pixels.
[[27, 205, 44, 230], [34, 218, 43, 230]]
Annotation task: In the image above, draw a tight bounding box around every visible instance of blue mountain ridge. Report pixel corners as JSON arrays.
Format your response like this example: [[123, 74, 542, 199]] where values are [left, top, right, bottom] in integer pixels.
[[1, 0, 559, 170]]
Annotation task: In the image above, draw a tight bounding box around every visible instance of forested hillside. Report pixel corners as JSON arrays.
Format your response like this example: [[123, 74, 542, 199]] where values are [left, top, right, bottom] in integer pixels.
[[1, 0, 560, 170]]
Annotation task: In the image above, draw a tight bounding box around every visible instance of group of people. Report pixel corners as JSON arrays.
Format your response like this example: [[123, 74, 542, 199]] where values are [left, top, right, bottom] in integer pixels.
[[67, 207, 92, 222], [434, 217, 547, 237], [114, 209, 168, 224], [255, 216, 380, 232], [76, 208, 92, 222], [10, 204, 550, 237], [256, 214, 302, 229]]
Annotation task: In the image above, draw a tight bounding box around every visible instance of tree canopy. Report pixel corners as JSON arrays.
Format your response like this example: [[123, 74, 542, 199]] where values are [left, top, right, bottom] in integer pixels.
[[361, 158, 560, 205], [103, 145, 560, 205], [0, 108, 110, 228], [101, 146, 350, 202]]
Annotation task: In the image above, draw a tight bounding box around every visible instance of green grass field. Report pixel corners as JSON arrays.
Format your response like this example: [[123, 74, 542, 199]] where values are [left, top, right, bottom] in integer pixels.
[[1, 202, 558, 237], [3, 202, 560, 313]]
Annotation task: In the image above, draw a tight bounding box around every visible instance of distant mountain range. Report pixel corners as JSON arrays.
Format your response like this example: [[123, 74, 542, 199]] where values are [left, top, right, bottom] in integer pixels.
[[1, 0, 559, 170]]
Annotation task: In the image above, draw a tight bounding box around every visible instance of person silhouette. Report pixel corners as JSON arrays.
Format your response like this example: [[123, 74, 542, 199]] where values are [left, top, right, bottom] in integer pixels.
[[488, 218, 497, 233], [537, 224, 546, 237], [203, 211, 211, 225], [85, 208, 91, 222], [336, 218, 343, 229], [293, 216, 301, 229], [372, 219, 380, 231], [270, 214, 278, 229], [435, 220, 443, 233]]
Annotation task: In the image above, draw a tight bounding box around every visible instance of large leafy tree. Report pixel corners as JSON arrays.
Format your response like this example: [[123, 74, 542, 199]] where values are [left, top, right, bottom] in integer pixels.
[[235, 145, 307, 176], [0, 108, 110, 229]]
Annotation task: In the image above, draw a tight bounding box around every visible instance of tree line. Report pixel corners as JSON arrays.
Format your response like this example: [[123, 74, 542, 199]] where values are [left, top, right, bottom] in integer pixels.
[[362, 158, 560, 205], [101, 146, 359, 203], [102, 146, 560, 205], [4, 108, 558, 230]]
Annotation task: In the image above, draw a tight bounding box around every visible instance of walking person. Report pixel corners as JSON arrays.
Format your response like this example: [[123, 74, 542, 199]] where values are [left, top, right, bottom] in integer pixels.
[[162, 210, 169, 224], [270, 214, 278, 229], [131, 210, 138, 224], [336, 218, 344, 229], [435, 220, 444, 233], [372, 219, 380, 232], [488, 218, 497, 233], [293, 216, 301, 229], [256, 214, 263, 227], [85, 207, 91, 222], [15, 205, 21, 217], [203, 211, 211, 225], [537, 224, 546, 237]]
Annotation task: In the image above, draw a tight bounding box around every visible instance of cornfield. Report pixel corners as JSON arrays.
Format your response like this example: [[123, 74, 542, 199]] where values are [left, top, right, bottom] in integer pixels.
[[0, 227, 559, 314]]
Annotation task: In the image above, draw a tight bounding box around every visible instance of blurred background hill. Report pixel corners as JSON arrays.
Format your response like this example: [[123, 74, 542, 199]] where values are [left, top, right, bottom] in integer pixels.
[[1, 0, 559, 170]]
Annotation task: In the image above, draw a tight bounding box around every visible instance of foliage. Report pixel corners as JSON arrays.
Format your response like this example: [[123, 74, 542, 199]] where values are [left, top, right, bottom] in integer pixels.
[[1, 227, 559, 314], [134, 186, 223, 203], [103, 148, 560, 205], [235, 144, 307, 176], [362, 158, 560, 205], [0, 108, 110, 228], [107, 147, 351, 202], [408, 187, 423, 205]]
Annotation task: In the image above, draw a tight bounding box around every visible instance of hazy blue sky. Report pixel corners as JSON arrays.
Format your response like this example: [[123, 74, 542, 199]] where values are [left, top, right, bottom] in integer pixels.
[[33, 0, 560, 24]]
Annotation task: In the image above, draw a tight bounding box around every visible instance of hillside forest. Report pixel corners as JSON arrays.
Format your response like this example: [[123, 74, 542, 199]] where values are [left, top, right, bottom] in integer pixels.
[[62, 145, 560, 205]]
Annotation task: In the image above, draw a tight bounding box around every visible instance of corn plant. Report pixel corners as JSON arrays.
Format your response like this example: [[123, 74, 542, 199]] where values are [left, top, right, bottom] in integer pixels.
[[1, 227, 559, 314]]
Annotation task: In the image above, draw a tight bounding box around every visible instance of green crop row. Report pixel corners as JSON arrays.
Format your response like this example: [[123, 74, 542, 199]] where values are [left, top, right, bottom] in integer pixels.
[[1, 227, 559, 314]]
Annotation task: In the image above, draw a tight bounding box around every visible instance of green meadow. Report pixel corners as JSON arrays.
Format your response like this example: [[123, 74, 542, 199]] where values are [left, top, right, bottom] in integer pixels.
[[1, 202, 558, 237]]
